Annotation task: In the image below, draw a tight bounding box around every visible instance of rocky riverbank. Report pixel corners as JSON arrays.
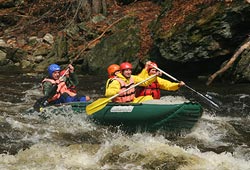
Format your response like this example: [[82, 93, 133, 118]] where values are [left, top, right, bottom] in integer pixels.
[[1, 0, 250, 84]]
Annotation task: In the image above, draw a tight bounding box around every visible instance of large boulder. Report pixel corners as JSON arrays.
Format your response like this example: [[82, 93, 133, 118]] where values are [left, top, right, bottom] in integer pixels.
[[81, 17, 141, 75], [232, 49, 250, 82], [151, 1, 250, 81]]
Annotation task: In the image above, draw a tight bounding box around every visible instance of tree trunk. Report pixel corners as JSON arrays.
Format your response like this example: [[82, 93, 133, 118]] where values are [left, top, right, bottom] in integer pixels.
[[92, 0, 102, 14], [79, 0, 108, 21]]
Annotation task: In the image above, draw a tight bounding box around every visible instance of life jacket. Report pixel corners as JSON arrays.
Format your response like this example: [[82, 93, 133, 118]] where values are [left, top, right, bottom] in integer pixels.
[[136, 81, 161, 99], [106, 78, 114, 89], [42, 78, 76, 102], [64, 77, 77, 93], [112, 77, 135, 103]]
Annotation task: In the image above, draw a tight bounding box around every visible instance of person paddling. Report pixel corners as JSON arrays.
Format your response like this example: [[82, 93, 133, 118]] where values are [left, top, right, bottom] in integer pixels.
[[105, 62, 160, 103], [60, 67, 78, 93], [136, 61, 185, 99], [41, 64, 90, 105]]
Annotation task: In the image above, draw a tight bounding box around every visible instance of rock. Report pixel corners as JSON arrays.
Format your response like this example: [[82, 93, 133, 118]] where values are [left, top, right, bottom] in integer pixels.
[[0, 50, 7, 58], [43, 33, 54, 45], [66, 24, 80, 38], [14, 62, 20, 66], [151, 1, 250, 82], [91, 14, 106, 24], [33, 46, 50, 56], [232, 49, 250, 82], [34, 55, 44, 63], [0, 50, 8, 65], [16, 38, 27, 47], [28, 36, 43, 46], [0, 39, 8, 47], [21, 60, 32, 69], [81, 17, 141, 75], [6, 37, 17, 48]]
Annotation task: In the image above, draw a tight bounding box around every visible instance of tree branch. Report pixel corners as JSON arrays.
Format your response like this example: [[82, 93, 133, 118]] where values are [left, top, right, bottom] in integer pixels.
[[206, 38, 250, 85]]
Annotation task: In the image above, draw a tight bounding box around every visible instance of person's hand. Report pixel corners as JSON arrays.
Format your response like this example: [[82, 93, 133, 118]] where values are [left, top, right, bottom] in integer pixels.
[[178, 81, 185, 87], [155, 71, 162, 76], [157, 71, 162, 76], [68, 64, 74, 73], [145, 61, 152, 69], [58, 76, 65, 82], [55, 79, 62, 84]]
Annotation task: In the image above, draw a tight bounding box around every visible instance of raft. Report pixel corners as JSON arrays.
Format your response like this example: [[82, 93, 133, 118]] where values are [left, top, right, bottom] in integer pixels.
[[65, 101, 203, 132]]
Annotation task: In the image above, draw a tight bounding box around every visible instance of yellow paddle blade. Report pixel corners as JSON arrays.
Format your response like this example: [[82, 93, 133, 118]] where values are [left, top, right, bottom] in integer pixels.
[[86, 98, 110, 115]]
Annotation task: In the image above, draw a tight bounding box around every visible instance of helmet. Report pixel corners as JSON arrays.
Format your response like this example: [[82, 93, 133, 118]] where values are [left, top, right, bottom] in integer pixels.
[[48, 64, 61, 78], [147, 62, 158, 72], [120, 62, 132, 71], [107, 64, 120, 77]]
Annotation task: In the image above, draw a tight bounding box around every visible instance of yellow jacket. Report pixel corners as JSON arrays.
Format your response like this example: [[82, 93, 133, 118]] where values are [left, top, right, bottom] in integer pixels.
[[105, 72, 157, 98], [137, 68, 180, 91]]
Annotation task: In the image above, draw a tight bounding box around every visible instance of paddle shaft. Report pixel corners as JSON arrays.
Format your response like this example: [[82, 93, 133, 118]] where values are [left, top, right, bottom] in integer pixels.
[[60, 68, 69, 78], [152, 66, 220, 109]]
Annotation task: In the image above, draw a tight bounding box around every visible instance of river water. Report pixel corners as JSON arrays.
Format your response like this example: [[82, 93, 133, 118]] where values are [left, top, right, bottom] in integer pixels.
[[0, 72, 250, 170]]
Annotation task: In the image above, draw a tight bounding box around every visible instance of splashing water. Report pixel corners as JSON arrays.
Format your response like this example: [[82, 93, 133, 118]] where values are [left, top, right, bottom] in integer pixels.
[[0, 74, 250, 169]]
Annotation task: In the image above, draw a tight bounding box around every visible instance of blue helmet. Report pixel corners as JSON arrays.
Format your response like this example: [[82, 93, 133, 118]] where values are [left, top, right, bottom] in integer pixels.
[[48, 64, 61, 78]]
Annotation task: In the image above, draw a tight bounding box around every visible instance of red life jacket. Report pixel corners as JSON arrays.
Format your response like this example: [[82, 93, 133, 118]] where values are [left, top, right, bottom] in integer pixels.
[[42, 78, 76, 102], [68, 85, 77, 93], [112, 77, 135, 103], [136, 81, 161, 99]]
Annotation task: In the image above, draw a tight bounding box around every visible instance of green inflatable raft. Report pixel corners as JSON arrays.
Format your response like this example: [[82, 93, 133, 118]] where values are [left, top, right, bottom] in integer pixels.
[[66, 101, 203, 132]]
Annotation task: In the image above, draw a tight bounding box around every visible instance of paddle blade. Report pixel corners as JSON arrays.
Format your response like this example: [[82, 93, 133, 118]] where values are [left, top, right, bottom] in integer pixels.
[[86, 98, 110, 115], [33, 96, 49, 112], [33, 85, 58, 112]]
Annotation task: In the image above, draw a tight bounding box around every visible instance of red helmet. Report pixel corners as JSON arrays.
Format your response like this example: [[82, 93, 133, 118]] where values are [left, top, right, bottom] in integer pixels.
[[107, 64, 120, 77], [147, 62, 158, 72], [120, 62, 132, 71]]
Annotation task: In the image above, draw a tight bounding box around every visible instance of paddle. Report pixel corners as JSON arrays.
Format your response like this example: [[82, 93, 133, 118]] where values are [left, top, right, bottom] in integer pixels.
[[33, 84, 58, 112], [33, 68, 70, 112], [152, 65, 221, 110], [86, 74, 157, 115]]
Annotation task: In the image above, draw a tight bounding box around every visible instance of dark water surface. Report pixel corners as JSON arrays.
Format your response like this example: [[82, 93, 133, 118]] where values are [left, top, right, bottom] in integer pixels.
[[0, 72, 249, 170]]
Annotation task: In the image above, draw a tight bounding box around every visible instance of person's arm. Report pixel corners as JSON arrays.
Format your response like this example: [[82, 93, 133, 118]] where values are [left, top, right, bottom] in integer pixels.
[[68, 72, 79, 86], [157, 77, 180, 91], [105, 80, 121, 97], [42, 81, 54, 96], [132, 74, 157, 87], [137, 61, 153, 78], [137, 68, 148, 79], [63, 64, 78, 86]]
